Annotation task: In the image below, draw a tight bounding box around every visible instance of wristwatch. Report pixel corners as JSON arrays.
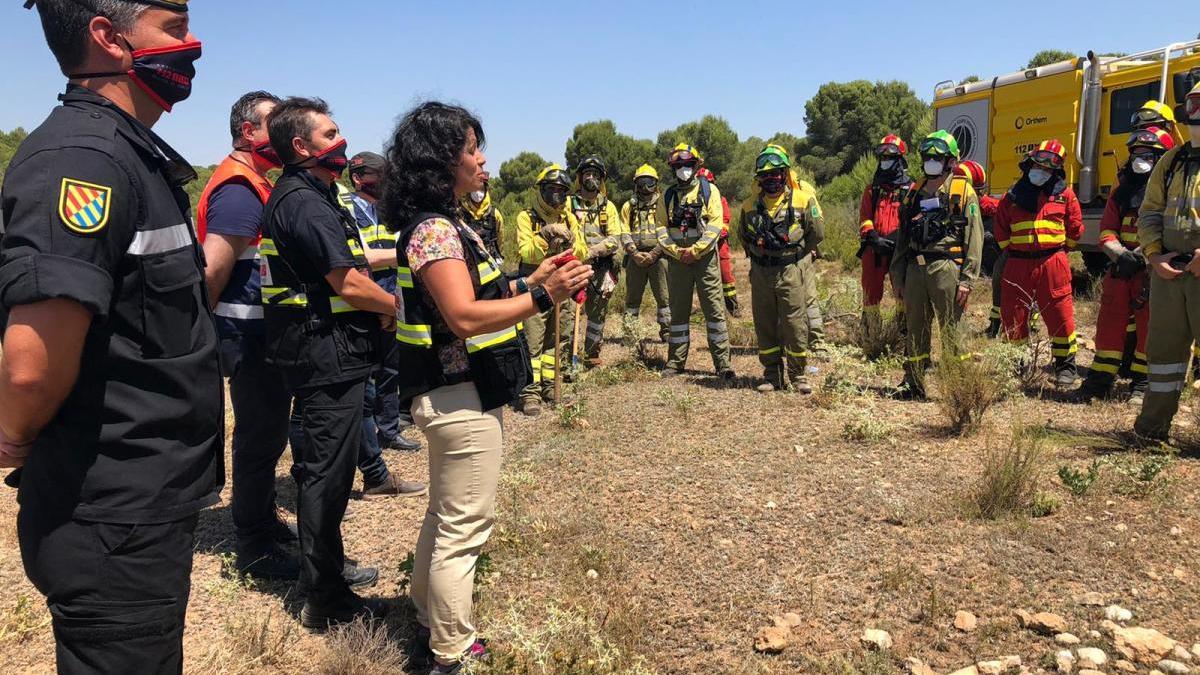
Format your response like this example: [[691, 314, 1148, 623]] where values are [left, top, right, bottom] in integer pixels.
[[531, 285, 553, 312], [515, 276, 530, 294]]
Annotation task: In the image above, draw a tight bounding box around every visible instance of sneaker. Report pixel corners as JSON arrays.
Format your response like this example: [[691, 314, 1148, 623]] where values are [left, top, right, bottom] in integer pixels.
[[236, 546, 300, 581], [520, 399, 542, 417], [1055, 368, 1079, 388], [362, 474, 427, 500], [300, 594, 389, 631], [381, 434, 421, 453], [429, 640, 489, 674], [343, 563, 379, 589]]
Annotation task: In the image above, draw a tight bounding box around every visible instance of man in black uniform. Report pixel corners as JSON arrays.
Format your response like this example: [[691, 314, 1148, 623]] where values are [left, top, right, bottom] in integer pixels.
[[0, 0, 220, 672], [261, 97, 413, 628]]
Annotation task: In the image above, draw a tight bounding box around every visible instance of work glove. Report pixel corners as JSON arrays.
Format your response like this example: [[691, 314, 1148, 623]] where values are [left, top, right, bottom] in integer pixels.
[[541, 224, 573, 250], [1114, 249, 1147, 279], [873, 236, 897, 256], [586, 242, 611, 260], [862, 229, 880, 245]]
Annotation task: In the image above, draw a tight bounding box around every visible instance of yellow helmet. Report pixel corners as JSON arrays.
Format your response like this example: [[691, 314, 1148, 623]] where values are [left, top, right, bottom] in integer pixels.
[[667, 143, 704, 167], [1133, 100, 1176, 130], [634, 163, 659, 180], [536, 163, 571, 187]]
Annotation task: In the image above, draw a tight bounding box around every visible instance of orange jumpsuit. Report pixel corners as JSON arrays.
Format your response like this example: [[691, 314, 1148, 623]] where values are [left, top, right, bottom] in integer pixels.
[[858, 181, 912, 309], [1089, 184, 1149, 379]]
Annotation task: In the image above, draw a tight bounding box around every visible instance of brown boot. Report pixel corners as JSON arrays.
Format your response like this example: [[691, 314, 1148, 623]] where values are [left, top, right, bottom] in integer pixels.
[[362, 474, 427, 500]]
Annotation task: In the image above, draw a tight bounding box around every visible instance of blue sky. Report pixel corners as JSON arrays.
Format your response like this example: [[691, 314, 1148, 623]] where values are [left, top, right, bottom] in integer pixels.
[[0, 1, 1191, 168]]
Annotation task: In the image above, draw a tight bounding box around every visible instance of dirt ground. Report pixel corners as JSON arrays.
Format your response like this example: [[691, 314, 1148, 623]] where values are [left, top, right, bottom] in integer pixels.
[[1, 256, 1198, 675]]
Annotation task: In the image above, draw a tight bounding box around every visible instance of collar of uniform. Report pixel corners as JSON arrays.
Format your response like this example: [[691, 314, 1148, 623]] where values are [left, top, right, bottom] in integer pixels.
[[59, 85, 196, 186], [351, 193, 378, 224]]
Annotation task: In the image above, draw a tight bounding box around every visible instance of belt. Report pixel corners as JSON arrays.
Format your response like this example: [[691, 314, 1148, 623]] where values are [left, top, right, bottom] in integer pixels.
[[1006, 247, 1062, 260], [749, 251, 803, 267], [913, 250, 963, 264]]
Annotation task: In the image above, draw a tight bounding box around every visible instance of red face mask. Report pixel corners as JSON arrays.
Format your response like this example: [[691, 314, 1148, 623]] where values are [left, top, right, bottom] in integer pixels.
[[295, 139, 349, 177], [252, 140, 283, 170], [71, 39, 202, 112]]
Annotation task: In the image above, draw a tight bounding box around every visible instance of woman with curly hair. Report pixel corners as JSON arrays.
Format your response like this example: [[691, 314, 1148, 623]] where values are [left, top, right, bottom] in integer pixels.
[[381, 101, 590, 673]]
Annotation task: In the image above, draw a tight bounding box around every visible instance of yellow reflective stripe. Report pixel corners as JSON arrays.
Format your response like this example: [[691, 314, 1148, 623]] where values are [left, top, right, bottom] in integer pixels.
[[396, 323, 433, 346], [1119, 232, 1139, 243], [329, 296, 361, 314], [1094, 350, 1123, 359], [1050, 332, 1077, 345], [465, 326, 519, 353], [259, 238, 279, 256], [1090, 360, 1119, 374], [477, 261, 501, 286], [1009, 233, 1066, 245], [397, 266, 414, 288], [1010, 219, 1066, 233], [759, 346, 781, 355], [261, 287, 308, 306]]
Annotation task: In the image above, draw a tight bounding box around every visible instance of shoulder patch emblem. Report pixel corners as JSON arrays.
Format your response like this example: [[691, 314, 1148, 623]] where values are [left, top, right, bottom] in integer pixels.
[[59, 178, 112, 234]]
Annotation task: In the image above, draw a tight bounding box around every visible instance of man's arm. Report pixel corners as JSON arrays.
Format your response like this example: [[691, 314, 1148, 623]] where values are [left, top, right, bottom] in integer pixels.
[[0, 299, 91, 454], [690, 185, 724, 258], [201, 233, 252, 309]]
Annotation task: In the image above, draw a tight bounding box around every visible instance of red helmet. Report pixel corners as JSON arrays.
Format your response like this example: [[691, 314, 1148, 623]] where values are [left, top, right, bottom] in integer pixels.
[[875, 134, 907, 157], [1127, 126, 1175, 153], [954, 160, 987, 190]]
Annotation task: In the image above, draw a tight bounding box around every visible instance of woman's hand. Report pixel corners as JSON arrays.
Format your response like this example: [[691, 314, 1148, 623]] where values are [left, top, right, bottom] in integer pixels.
[[542, 258, 592, 304], [527, 252, 566, 289]]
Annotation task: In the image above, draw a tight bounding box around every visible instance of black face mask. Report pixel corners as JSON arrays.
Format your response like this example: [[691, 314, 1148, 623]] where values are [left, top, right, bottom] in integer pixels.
[[540, 186, 567, 208], [294, 139, 349, 177], [758, 173, 787, 195], [358, 180, 383, 200], [72, 38, 202, 112]]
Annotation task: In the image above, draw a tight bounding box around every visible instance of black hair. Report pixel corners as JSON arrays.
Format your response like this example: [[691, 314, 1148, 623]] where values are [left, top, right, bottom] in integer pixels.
[[32, 0, 146, 74], [266, 96, 331, 165], [229, 90, 280, 144], [381, 101, 484, 228]]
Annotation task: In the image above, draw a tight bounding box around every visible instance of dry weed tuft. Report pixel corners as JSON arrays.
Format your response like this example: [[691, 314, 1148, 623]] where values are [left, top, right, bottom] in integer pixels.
[[0, 594, 50, 644], [935, 335, 1021, 435], [967, 426, 1049, 520], [316, 619, 406, 675]]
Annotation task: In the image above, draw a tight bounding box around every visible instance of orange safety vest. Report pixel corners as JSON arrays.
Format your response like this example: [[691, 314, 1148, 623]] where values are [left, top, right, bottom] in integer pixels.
[[196, 155, 274, 243]]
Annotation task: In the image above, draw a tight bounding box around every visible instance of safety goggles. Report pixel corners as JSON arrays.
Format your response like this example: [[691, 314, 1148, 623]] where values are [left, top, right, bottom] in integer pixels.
[[668, 151, 698, 167], [1127, 129, 1165, 151], [1131, 108, 1168, 128], [634, 177, 658, 192], [1128, 147, 1159, 161], [875, 143, 903, 158], [1028, 149, 1064, 169], [918, 137, 951, 157], [755, 152, 789, 173], [538, 169, 570, 186]]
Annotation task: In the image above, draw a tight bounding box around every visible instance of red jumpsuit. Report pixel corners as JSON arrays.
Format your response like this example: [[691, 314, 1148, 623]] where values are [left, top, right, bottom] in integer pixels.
[[858, 182, 912, 309], [994, 188, 1084, 364], [1089, 187, 1148, 378], [717, 194, 737, 303]]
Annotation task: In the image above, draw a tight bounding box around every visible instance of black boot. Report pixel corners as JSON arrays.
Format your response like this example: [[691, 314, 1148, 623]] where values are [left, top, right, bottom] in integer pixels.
[[1054, 354, 1078, 387], [1128, 372, 1148, 405], [1067, 371, 1114, 403], [725, 294, 741, 318], [984, 318, 1001, 339]]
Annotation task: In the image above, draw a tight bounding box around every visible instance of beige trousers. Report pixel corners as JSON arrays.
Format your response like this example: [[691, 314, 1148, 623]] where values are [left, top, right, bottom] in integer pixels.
[[410, 382, 504, 664]]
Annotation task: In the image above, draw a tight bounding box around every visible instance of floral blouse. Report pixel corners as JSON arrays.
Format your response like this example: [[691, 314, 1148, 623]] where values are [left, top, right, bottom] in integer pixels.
[[403, 217, 491, 376]]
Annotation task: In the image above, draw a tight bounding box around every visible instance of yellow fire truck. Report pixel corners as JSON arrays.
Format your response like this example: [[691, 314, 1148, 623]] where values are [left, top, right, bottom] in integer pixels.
[[932, 41, 1200, 272]]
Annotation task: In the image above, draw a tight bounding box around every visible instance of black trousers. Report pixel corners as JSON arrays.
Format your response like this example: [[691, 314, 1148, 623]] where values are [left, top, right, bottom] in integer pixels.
[[290, 376, 366, 605], [220, 335, 293, 554], [18, 508, 198, 675]]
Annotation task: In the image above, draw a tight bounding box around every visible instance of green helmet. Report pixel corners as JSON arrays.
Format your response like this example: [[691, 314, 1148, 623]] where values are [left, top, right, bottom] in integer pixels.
[[919, 130, 960, 160], [755, 145, 792, 174]]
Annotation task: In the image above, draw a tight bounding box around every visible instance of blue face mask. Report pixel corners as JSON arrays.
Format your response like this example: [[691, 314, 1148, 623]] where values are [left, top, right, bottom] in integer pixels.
[[1028, 168, 1052, 187]]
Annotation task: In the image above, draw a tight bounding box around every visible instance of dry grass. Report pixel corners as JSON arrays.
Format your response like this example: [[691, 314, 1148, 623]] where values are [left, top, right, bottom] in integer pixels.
[[967, 426, 1050, 520], [316, 620, 407, 675], [934, 337, 1022, 435], [195, 606, 299, 674]]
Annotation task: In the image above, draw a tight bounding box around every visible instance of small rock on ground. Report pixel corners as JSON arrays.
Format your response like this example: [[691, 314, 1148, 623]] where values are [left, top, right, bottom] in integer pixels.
[[1025, 611, 1068, 635], [954, 611, 978, 633], [1077, 647, 1108, 669], [753, 625, 789, 653], [1113, 660, 1138, 672], [906, 657, 940, 675], [1105, 605, 1133, 623], [1156, 660, 1190, 675], [861, 628, 893, 651], [1055, 633, 1081, 646], [1055, 650, 1075, 674], [1113, 626, 1177, 664]]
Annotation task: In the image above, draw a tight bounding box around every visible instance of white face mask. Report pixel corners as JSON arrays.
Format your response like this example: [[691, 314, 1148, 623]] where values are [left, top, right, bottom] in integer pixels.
[[922, 159, 945, 177], [1028, 168, 1052, 186], [1131, 157, 1155, 175], [469, 190, 486, 203], [879, 159, 897, 171], [676, 166, 696, 182], [1189, 125, 1200, 147]]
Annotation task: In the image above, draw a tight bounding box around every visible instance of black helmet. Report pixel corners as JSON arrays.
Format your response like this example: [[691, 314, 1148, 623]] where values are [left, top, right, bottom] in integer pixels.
[[575, 154, 607, 178]]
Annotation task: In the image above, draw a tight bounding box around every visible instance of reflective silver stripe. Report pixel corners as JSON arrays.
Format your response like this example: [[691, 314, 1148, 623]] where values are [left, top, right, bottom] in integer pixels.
[[706, 321, 727, 331], [330, 297, 360, 314], [657, 308, 670, 320], [238, 246, 259, 261], [670, 324, 689, 333], [128, 223, 191, 256], [465, 326, 519, 352], [708, 333, 728, 343], [214, 302, 263, 320], [668, 336, 690, 344], [1148, 380, 1184, 393], [1148, 362, 1188, 376]]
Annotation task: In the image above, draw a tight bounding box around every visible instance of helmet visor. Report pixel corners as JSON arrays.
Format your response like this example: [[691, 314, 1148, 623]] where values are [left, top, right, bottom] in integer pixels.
[[755, 152, 789, 173], [1186, 95, 1200, 121], [668, 150, 697, 167], [1029, 149, 1064, 170], [875, 142, 903, 158], [919, 137, 951, 157], [1132, 108, 1167, 128], [539, 169, 570, 186]]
